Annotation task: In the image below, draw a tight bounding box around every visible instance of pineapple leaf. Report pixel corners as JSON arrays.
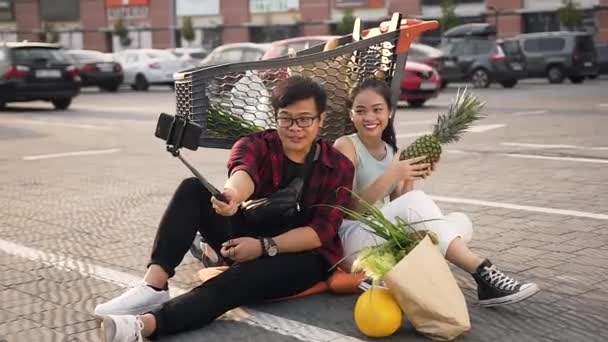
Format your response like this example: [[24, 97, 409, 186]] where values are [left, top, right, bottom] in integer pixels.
[[433, 88, 486, 144]]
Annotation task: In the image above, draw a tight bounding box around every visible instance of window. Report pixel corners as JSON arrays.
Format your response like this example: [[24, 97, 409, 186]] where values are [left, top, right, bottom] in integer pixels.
[[0, 49, 5, 61], [11, 48, 67, 63], [575, 35, 595, 53], [242, 48, 264, 62], [523, 12, 560, 34], [40, 0, 79, 21], [146, 50, 177, 60], [540, 38, 565, 52], [501, 41, 521, 55], [523, 39, 541, 53], [220, 49, 243, 63], [0, 0, 13, 21], [474, 41, 495, 54], [452, 41, 475, 56]]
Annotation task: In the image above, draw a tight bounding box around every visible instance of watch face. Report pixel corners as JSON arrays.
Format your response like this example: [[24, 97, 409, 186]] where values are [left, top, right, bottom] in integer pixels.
[[268, 246, 278, 257]]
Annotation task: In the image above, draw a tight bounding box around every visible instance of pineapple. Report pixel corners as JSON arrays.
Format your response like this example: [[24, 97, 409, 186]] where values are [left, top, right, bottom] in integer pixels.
[[399, 88, 485, 164]]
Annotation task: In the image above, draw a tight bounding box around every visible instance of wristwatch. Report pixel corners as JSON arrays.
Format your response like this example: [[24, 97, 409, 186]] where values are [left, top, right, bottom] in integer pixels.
[[263, 238, 279, 257]]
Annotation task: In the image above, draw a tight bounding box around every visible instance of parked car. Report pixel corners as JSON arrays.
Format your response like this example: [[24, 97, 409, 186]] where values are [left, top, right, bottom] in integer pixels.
[[502, 31, 598, 84], [199, 43, 270, 67], [65, 49, 123, 92], [262, 36, 339, 60], [401, 61, 441, 107], [0, 42, 80, 110], [169, 47, 208, 68], [113, 49, 187, 91], [438, 38, 524, 88], [408, 43, 444, 77]]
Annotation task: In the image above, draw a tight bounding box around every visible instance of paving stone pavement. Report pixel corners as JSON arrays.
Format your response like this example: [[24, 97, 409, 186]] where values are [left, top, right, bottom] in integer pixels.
[[1, 81, 607, 341]]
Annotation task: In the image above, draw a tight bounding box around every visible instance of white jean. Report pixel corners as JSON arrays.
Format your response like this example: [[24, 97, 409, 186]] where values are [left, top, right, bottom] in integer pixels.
[[338, 190, 473, 271]]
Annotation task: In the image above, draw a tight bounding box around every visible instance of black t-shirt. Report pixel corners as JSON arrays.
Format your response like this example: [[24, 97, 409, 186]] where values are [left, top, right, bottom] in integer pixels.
[[280, 157, 305, 188]]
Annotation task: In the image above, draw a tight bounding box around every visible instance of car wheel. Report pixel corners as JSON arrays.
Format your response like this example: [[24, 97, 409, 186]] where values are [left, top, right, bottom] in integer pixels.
[[0, 102, 5, 110], [407, 99, 426, 108], [588, 75, 598, 80], [471, 68, 491, 88], [568, 76, 585, 84], [441, 81, 449, 89], [500, 79, 518, 88], [547, 65, 565, 84], [52, 98, 72, 110], [100, 83, 121, 92], [133, 74, 149, 91]]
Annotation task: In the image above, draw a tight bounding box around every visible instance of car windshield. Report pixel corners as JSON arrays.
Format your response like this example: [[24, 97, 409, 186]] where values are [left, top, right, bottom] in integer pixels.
[[500, 41, 520, 55], [12, 47, 68, 63], [145, 50, 177, 60]]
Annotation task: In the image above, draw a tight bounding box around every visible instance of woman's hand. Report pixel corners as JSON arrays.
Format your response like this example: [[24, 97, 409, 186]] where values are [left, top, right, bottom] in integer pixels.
[[389, 155, 431, 184], [220, 237, 263, 263], [211, 187, 240, 217]]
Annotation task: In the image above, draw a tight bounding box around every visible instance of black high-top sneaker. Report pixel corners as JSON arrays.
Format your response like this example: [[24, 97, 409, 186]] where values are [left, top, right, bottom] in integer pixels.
[[189, 233, 224, 268], [472, 259, 540, 307]]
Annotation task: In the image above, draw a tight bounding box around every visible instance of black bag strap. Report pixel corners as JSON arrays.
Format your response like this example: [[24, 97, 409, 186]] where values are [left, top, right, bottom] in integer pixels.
[[296, 142, 318, 203]]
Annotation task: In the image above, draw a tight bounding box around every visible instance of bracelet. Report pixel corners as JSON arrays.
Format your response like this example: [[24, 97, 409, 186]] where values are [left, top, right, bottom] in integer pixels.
[[258, 237, 267, 257]]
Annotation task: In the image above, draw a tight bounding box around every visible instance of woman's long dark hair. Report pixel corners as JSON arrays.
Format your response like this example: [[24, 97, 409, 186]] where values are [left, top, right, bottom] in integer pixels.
[[349, 78, 398, 154]]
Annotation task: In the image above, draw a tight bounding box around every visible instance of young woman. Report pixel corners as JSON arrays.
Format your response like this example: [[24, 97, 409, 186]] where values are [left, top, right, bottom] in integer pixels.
[[94, 76, 355, 341], [334, 78, 539, 307]]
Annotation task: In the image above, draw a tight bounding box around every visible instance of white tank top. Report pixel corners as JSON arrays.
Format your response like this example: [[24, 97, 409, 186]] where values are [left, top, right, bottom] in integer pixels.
[[347, 133, 395, 200]]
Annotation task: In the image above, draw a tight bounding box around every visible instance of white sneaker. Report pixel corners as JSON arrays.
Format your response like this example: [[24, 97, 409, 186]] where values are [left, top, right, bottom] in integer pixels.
[[95, 282, 170, 316], [101, 315, 144, 342]]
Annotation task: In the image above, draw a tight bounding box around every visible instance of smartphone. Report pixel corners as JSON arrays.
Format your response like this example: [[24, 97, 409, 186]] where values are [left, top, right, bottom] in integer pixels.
[[155, 113, 201, 151]]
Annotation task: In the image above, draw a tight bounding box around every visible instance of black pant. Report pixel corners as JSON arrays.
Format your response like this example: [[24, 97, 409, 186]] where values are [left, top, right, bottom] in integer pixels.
[[148, 178, 329, 337]]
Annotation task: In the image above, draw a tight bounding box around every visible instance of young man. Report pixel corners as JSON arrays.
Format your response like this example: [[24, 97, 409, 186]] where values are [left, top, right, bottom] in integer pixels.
[[94, 76, 355, 341]]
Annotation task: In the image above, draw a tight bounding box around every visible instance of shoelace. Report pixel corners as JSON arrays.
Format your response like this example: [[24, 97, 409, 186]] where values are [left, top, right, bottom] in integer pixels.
[[482, 265, 520, 291], [133, 316, 144, 342]]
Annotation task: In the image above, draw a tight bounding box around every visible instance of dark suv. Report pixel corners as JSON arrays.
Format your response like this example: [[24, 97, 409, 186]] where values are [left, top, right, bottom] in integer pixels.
[[0, 42, 80, 110], [503, 32, 598, 84], [438, 38, 524, 88]]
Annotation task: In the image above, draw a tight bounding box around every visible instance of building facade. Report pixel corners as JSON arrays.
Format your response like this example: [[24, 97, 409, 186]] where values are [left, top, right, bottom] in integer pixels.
[[1, 0, 607, 52]]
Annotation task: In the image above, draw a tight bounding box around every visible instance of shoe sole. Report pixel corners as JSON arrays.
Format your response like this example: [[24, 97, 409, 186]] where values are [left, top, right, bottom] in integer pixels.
[[479, 284, 540, 307], [101, 316, 116, 342], [95, 302, 164, 317]]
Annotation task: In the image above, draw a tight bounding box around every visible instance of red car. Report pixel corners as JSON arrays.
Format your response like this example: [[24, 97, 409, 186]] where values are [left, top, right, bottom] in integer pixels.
[[400, 61, 441, 107]]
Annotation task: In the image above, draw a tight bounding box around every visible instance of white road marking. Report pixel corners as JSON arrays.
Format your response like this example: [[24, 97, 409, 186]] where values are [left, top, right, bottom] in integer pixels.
[[502, 142, 608, 151], [444, 149, 480, 155], [0, 239, 363, 342], [397, 120, 435, 127], [396, 131, 431, 139], [513, 110, 547, 116], [430, 196, 608, 220], [503, 153, 608, 164], [23, 148, 121, 161], [6, 119, 110, 130], [444, 149, 608, 164], [598, 104, 608, 108], [73, 104, 169, 114], [396, 124, 505, 139], [465, 124, 505, 133]]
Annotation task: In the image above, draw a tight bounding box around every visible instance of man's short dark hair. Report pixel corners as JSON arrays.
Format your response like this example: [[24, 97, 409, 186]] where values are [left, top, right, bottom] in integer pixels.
[[271, 76, 327, 116]]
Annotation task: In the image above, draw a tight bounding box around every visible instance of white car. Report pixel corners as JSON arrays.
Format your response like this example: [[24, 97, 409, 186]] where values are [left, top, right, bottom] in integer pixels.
[[113, 49, 188, 91], [199, 43, 270, 67], [168, 47, 208, 68]]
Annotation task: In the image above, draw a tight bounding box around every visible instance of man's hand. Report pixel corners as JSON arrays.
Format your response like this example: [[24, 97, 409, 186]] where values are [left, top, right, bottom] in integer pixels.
[[220, 237, 263, 263], [211, 187, 240, 217]]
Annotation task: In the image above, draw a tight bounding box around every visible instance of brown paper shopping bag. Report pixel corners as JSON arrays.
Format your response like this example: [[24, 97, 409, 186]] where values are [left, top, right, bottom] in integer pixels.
[[384, 236, 471, 341]]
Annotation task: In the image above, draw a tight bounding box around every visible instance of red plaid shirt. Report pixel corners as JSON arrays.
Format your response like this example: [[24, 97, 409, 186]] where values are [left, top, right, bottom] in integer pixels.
[[227, 130, 355, 266]]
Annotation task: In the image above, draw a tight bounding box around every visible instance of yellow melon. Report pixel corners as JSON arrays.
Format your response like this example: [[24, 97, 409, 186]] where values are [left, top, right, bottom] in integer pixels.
[[354, 287, 403, 337]]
